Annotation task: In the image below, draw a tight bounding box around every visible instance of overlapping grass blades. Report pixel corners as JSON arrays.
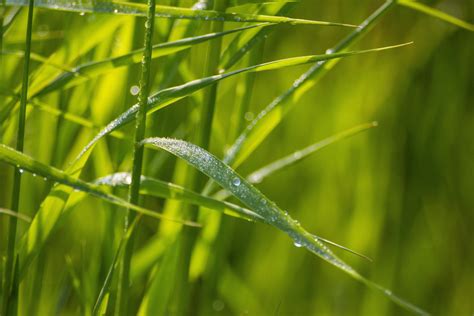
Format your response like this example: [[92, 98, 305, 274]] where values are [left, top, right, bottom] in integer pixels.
[[142, 137, 429, 315], [4, 0, 355, 27], [34, 23, 271, 97], [95, 173, 263, 222], [74, 43, 411, 166], [0, 144, 199, 227], [398, 0, 474, 31]]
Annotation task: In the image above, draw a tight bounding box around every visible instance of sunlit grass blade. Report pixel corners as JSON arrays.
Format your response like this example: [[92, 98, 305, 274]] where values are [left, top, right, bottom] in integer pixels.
[[0, 207, 32, 223], [398, 0, 474, 31], [75, 43, 411, 166], [223, 0, 396, 167], [34, 23, 271, 97], [95, 172, 264, 222], [5, 0, 356, 27], [0, 144, 200, 227], [247, 122, 378, 183], [141, 137, 429, 315]]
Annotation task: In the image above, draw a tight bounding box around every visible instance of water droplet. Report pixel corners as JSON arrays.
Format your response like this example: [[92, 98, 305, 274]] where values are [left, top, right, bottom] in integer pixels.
[[244, 112, 254, 121], [43, 177, 48, 181], [79, 12, 85, 16], [384, 289, 392, 296], [130, 85, 140, 95], [218, 69, 225, 74], [293, 241, 303, 248], [19, 169, 24, 174], [212, 300, 224, 311], [32, 173, 37, 177], [113, 9, 118, 13], [293, 152, 302, 159], [325, 48, 334, 54], [232, 178, 241, 186]]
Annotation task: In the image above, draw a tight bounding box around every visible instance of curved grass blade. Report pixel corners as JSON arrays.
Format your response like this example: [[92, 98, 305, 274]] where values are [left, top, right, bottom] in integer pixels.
[[75, 43, 411, 166], [0, 208, 32, 223], [0, 144, 199, 225], [5, 0, 356, 27], [223, 0, 397, 168], [95, 172, 264, 223], [34, 23, 271, 97], [398, 0, 474, 31], [247, 122, 378, 183], [142, 137, 429, 315]]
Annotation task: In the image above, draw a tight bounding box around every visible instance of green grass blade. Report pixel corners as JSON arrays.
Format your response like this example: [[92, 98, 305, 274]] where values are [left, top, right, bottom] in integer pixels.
[[117, 0, 155, 312], [74, 43, 410, 166], [34, 23, 271, 97], [0, 144, 200, 227], [95, 172, 264, 222], [2, 0, 33, 313], [218, 3, 291, 71], [398, 0, 474, 31], [0, 208, 32, 223], [247, 122, 378, 183], [141, 137, 429, 315], [5, 0, 356, 27], [223, 0, 396, 168]]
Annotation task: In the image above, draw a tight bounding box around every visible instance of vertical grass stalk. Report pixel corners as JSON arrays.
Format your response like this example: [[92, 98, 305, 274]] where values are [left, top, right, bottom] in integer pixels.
[[172, 0, 229, 313], [116, 0, 156, 315], [2, 0, 34, 315]]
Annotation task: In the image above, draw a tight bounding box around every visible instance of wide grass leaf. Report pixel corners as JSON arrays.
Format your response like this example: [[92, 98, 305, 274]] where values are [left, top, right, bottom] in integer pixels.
[[5, 0, 355, 27], [142, 137, 429, 315]]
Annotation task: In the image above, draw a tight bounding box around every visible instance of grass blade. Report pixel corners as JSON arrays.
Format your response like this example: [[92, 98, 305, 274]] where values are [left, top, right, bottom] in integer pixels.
[[0, 144, 200, 227], [34, 23, 271, 97], [95, 173, 264, 223], [398, 0, 474, 31], [2, 0, 33, 313], [223, 0, 396, 168], [247, 122, 378, 183], [5, 0, 356, 27], [0, 208, 32, 223], [75, 43, 411, 166], [142, 137, 429, 315]]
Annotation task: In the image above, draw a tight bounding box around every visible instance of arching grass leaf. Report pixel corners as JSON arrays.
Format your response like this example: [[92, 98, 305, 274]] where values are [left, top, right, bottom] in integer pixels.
[[223, 0, 396, 167], [141, 137, 429, 315], [34, 23, 272, 97], [75, 43, 411, 167], [5, 0, 356, 27]]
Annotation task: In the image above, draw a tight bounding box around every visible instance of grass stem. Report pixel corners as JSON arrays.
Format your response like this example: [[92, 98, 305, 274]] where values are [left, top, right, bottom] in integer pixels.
[[2, 1, 34, 314], [115, 0, 156, 315]]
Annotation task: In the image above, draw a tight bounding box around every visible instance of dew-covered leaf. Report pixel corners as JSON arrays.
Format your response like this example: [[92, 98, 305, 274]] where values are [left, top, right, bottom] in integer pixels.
[[5, 0, 355, 27], [75, 43, 410, 167], [141, 137, 428, 315], [95, 172, 264, 222]]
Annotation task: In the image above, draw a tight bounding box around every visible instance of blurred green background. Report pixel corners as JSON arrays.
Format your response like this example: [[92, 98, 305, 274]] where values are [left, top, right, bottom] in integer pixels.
[[1, 0, 473, 315]]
